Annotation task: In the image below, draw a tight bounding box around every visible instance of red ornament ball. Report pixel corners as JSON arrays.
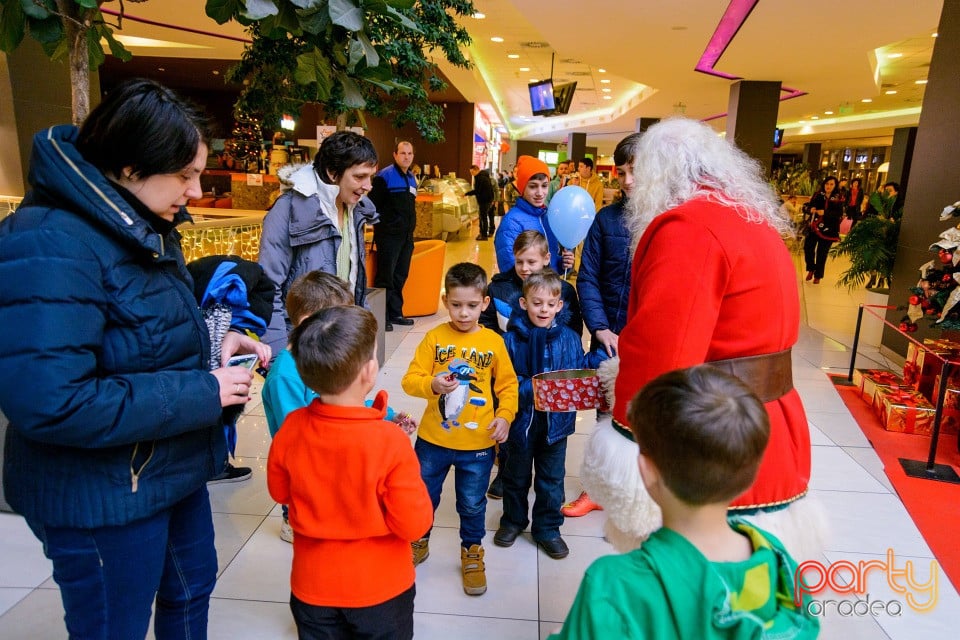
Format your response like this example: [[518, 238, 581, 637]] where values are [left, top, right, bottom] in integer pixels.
[[907, 323, 919, 333], [943, 274, 954, 283], [926, 307, 938, 315], [899, 322, 910, 332], [941, 251, 954, 265], [909, 295, 922, 305]]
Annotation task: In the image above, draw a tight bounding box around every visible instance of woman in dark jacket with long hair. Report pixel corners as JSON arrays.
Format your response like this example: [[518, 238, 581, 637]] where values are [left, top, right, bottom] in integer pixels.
[[0, 79, 268, 639], [803, 176, 845, 284]]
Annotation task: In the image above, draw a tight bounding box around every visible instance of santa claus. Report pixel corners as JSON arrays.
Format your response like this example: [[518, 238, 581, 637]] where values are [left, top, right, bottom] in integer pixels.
[[582, 117, 825, 560]]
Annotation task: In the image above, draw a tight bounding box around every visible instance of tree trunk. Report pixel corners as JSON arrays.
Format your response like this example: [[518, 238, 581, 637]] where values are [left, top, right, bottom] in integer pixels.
[[55, 0, 90, 124]]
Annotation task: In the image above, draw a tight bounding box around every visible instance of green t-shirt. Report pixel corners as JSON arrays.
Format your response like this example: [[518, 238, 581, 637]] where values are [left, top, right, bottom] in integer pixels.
[[548, 519, 819, 640]]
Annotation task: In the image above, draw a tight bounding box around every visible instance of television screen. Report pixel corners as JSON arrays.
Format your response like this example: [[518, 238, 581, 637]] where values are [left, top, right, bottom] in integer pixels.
[[552, 82, 578, 115], [529, 80, 556, 116], [773, 128, 784, 148]]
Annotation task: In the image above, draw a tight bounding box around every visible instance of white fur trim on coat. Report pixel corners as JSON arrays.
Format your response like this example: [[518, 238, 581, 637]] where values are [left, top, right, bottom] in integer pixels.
[[581, 417, 661, 552]]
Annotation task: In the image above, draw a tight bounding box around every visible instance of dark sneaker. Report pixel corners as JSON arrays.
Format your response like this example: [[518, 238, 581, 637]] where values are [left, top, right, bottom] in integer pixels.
[[538, 536, 570, 559], [390, 316, 415, 326], [208, 462, 252, 484]]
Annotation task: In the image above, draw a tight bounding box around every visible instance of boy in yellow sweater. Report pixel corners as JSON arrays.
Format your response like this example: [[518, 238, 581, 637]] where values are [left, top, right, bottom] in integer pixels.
[[402, 263, 519, 596]]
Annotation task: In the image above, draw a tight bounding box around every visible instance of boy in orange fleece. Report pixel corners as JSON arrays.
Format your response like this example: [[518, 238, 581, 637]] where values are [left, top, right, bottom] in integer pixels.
[[267, 305, 433, 639]]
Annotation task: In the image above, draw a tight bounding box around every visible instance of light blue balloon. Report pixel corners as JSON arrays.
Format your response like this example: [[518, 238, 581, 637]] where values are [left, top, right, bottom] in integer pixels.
[[547, 185, 597, 248]]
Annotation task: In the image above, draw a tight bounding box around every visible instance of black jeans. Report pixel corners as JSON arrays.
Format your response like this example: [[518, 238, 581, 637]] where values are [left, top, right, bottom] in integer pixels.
[[373, 227, 415, 320], [290, 585, 415, 640], [803, 232, 834, 279], [478, 201, 495, 237]]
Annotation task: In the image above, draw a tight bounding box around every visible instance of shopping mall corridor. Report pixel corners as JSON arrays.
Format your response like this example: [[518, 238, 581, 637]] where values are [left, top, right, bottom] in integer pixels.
[[0, 227, 958, 639]]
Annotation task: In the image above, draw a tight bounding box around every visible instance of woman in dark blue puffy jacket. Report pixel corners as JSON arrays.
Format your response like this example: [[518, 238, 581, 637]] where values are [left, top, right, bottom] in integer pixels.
[[0, 79, 268, 639]]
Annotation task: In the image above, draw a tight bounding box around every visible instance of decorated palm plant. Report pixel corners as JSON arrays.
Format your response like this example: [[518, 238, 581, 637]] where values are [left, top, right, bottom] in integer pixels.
[[830, 192, 900, 291]]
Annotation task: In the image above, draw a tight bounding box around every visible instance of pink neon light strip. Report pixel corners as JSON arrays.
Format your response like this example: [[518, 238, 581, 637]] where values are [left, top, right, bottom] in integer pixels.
[[99, 8, 252, 44], [694, 0, 806, 118]]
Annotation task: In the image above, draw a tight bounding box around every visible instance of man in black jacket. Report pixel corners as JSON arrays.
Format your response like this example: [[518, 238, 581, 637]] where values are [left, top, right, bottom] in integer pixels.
[[468, 164, 497, 241], [369, 141, 418, 331]]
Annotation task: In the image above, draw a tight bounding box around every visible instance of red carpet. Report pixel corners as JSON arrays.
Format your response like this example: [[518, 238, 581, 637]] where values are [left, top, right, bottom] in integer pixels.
[[829, 375, 960, 593]]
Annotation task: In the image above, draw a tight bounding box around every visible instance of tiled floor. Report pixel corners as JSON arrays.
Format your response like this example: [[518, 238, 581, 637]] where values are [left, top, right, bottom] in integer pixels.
[[2, 228, 959, 639]]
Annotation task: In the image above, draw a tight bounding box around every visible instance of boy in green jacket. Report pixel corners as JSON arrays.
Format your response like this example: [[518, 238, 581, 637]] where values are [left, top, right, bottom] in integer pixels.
[[549, 365, 820, 640]]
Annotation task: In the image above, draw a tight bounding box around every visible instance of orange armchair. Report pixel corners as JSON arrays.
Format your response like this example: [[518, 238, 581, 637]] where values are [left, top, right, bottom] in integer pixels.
[[402, 240, 446, 317]]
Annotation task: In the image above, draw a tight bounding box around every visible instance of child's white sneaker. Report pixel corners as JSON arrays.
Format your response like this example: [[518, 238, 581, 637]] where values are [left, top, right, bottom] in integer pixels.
[[280, 517, 294, 544]]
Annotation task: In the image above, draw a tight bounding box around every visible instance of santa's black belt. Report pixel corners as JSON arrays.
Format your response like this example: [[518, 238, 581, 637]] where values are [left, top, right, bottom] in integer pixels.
[[706, 348, 794, 404], [611, 349, 794, 441]]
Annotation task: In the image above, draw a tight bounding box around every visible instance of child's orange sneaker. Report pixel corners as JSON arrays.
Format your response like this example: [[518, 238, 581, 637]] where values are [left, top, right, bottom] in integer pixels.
[[560, 491, 602, 517]]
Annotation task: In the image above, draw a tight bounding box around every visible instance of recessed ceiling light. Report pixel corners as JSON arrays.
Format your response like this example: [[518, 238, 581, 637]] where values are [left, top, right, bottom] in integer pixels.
[[885, 90, 897, 95], [600, 79, 611, 84], [519, 67, 530, 71], [598, 68, 606, 73], [507, 53, 519, 59], [824, 110, 833, 115], [799, 120, 805, 124], [916, 79, 928, 84], [530, 78, 538, 83], [490, 36, 504, 43], [212, 70, 220, 75], [157, 67, 165, 72], [601, 88, 611, 93], [932, 32, 938, 37], [472, 12, 485, 19], [886, 52, 903, 59], [811, 116, 819, 120], [602, 95, 612, 100], [861, 98, 873, 103]]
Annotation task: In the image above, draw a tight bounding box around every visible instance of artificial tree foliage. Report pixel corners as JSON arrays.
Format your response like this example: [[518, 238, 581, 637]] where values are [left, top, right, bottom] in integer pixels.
[[207, 0, 475, 143], [0, 0, 141, 123]]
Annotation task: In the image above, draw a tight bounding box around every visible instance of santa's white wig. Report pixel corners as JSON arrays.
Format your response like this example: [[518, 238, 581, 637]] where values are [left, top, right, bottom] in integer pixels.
[[626, 117, 793, 250]]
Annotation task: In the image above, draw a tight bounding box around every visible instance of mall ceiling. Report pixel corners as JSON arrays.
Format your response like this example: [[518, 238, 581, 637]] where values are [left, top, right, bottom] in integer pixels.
[[102, 0, 945, 154]]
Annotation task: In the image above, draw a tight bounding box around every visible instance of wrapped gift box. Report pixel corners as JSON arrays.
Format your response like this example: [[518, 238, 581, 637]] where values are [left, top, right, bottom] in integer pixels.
[[532, 369, 608, 412], [875, 387, 936, 435], [923, 338, 960, 352], [903, 342, 922, 386], [851, 369, 903, 403], [930, 375, 960, 436], [913, 348, 955, 399]]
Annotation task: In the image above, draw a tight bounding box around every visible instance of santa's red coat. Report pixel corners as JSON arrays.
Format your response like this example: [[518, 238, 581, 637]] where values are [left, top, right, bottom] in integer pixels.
[[613, 196, 811, 509]]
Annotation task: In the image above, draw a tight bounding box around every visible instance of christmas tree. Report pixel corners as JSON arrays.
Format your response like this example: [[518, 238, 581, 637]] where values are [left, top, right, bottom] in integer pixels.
[[902, 200, 960, 332], [229, 109, 263, 172]]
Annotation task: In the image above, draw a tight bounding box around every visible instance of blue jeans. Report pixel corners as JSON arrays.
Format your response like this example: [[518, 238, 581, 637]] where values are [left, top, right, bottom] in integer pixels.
[[414, 438, 494, 547], [26, 486, 217, 640], [500, 415, 567, 541]]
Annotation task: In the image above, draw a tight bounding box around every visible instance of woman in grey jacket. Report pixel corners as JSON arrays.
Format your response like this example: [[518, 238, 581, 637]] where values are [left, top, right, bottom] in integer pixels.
[[259, 132, 379, 355]]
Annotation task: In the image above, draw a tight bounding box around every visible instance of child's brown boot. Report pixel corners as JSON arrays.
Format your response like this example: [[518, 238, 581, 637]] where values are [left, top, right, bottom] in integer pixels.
[[460, 544, 487, 595], [412, 537, 430, 566]]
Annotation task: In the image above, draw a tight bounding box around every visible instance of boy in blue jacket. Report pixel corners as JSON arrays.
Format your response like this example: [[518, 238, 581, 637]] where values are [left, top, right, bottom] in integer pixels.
[[494, 270, 587, 560], [565, 133, 641, 519]]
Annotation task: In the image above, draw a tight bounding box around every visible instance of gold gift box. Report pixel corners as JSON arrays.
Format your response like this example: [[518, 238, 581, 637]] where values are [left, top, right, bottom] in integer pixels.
[[851, 369, 903, 403], [875, 387, 936, 435]]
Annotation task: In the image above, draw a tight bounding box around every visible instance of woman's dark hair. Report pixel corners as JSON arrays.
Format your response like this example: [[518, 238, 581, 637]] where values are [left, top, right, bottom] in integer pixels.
[[850, 178, 861, 188], [313, 131, 378, 184], [821, 175, 839, 191], [77, 78, 212, 179]]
